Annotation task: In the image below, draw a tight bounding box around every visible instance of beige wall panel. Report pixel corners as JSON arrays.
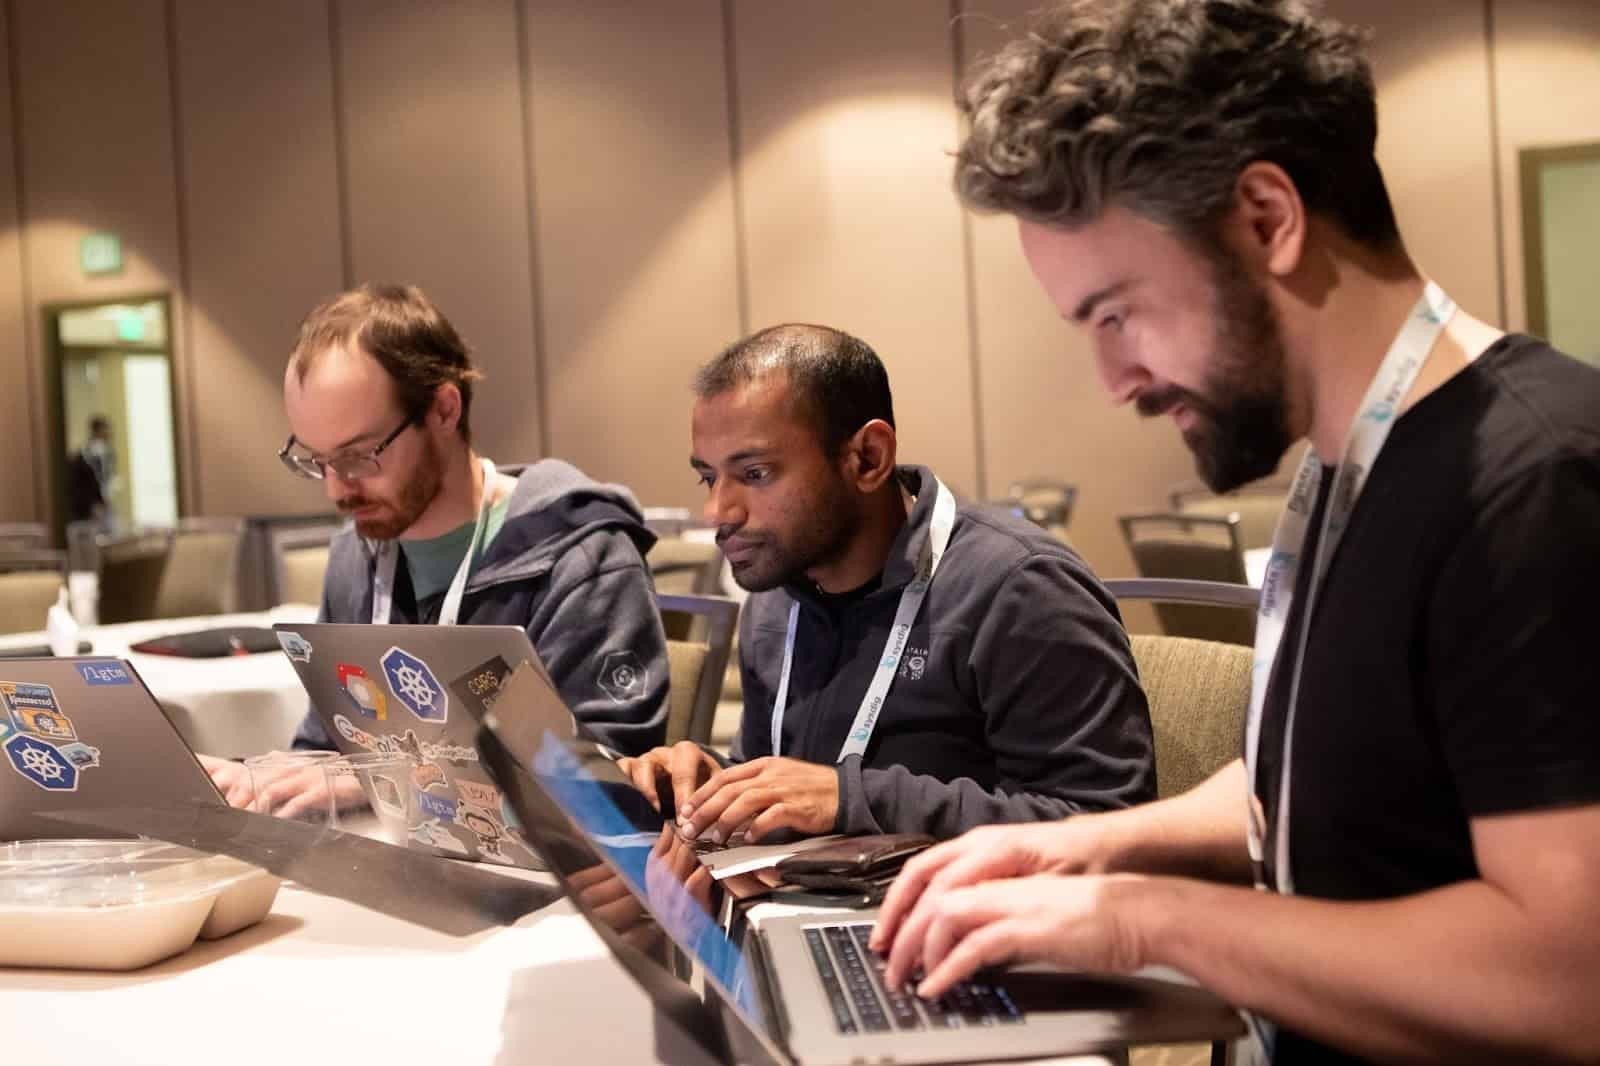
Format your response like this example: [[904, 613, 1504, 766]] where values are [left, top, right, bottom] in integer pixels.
[[1488, 0, 1600, 334], [526, 0, 740, 509], [12, 0, 189, 524], [0, 6, 37, 521], [732, 0, 980, 496], [173, 0, 345, 518], [1329, 0, 1501, 324], [338, 0, 542, 465], [959, 1, 1198, 602]]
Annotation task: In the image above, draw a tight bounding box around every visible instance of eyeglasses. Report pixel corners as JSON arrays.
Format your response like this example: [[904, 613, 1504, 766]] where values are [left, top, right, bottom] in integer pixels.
[[278, 416, 415, 481]]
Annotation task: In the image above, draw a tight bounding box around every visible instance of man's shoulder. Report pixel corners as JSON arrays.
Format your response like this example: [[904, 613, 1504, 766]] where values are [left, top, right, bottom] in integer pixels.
[[945, 498, 1087, 581]]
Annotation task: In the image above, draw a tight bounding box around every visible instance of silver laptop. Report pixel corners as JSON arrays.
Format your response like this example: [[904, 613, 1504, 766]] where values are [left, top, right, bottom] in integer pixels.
[[273, 621, 551, 869], [473, 663, 1246, 1066], [0, 658, 223, 843]]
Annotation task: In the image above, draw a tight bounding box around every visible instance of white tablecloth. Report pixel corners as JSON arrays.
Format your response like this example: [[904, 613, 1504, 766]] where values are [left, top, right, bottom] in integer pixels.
[[0, 606, 318, 759], [0, 883, 727, 1066]]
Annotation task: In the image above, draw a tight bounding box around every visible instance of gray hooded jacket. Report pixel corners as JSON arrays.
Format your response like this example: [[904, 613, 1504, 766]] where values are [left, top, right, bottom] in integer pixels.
[[291, 459, 669, 756]]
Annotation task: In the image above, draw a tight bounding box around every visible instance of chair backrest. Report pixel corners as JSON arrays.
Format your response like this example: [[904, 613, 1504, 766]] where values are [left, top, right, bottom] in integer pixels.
[[1119, 513, 1254, 645], [151, 518, 246, 619], [267, 522, 344, 607], [1106, 578, 1256, 799], [96, 531, 173, 624], [0, 522, 49, 551], [0, 550, 67, 635], [1005, 478, 1078, 531], [656, 592, 739, 747], [1169, 483, 1288, 551], [647, 537, 724, 630]]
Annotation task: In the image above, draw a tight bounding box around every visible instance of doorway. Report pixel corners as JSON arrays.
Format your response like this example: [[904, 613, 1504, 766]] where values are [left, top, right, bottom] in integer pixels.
[[45, 295, 183, 544]]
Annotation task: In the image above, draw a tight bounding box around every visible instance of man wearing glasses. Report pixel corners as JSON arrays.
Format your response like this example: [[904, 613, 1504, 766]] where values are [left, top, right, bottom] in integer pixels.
[[203, 283, 669, 811]]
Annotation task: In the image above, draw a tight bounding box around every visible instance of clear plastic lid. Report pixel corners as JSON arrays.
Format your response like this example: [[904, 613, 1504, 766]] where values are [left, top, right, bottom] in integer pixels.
[[0, 839, 260, 909]]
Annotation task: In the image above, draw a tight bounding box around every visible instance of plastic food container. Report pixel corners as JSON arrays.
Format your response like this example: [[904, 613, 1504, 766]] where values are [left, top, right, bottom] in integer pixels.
[[0, 839, 281, 971]]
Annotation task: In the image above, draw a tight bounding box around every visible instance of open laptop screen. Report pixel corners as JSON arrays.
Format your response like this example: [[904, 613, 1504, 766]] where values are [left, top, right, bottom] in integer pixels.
[[475, 664, 783, 1059]]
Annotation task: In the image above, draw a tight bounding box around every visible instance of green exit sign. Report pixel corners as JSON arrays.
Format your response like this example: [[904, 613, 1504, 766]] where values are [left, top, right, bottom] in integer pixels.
[[80, 232, 122, 276]]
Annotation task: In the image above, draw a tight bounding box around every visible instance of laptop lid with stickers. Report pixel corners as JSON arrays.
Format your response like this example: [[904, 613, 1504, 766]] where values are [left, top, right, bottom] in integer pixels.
[[273, 622, 551, 870], [0, 658, 223, 843]]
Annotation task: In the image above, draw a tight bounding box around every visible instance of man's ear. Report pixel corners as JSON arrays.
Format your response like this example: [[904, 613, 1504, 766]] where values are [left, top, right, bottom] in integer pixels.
[[428, 383, 463, 435], [843, 420, 898, 493], [1228, 160, 1307, 279]]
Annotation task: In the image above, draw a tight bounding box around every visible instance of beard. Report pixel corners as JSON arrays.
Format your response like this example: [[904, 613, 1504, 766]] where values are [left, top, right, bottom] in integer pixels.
[[718, 477, 863, 593], [1137, 249, 1293, 493], [338, 433, 445, 540]]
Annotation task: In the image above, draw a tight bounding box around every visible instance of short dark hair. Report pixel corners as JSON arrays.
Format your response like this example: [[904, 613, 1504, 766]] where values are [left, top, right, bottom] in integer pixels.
[[693, 324, 896, 457], [956, 0, 1401, 251], [289, 283, 484, 443], [88, 415, 110, 435]]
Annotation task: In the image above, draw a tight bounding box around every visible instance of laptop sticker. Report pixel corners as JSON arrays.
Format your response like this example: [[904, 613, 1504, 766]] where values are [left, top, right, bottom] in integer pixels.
[[76, 661, 133, 686], [336, 662, 388, 721], [455, 779, 501, 810], [2, 683, 76, 742], [277, 631, 313, 663], [417, 790, 458, 823], [449, 654, 514, 720], [411, 818, 469, 856], [381, 646, 448, 723], [57, 740, 101, 769], [5, 733, 81, 792], [456, 805, 512, 864], [411, 761, 448, 791], [369, 772, 408, 820]]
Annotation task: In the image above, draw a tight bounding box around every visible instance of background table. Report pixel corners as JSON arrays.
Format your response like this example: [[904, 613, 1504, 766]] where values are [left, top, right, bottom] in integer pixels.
[[0, 882, 1120, 1066], [0, 605, 317, 758]]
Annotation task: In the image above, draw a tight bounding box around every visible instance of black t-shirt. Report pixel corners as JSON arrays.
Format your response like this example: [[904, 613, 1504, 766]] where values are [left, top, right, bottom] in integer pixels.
[[1253, 335, 1600, 1064]]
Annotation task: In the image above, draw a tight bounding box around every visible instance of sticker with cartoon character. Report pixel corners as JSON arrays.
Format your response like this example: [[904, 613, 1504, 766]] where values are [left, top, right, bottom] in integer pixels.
[[455, 804, 513, 864]]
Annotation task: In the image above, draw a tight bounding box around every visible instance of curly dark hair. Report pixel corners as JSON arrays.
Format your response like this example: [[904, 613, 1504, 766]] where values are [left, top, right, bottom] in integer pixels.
[[956, 0, 1400, 250], [289, 283, 484, 444]]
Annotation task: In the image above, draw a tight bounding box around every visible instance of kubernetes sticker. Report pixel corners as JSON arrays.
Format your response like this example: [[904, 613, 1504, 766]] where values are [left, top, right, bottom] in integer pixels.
[[77, 661, 132, 686], [337, 662, 388, 721], [381, 647, 448, 723], [277, 631, 313, 664], [5, 733, 78, 792]]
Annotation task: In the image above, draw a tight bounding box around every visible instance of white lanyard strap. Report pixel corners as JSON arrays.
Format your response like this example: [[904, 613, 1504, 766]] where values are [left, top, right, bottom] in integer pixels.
[[1245, 282, 1455, 894], [769, 477, 957, 762], [371, 456, 499, 627]]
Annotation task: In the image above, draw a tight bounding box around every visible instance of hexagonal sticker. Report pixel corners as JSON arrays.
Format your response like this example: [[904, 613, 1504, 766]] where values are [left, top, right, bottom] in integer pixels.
[[380, 646, 448, 723], [597, 650, 648, 704], [5, 733, 78, 792]]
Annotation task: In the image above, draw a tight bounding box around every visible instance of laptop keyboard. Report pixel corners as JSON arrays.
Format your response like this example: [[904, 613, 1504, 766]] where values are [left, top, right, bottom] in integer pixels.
[[803, 922, 1025, 1035]]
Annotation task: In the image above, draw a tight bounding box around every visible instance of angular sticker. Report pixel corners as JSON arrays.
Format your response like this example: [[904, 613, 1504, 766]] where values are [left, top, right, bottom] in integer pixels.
[[5, 734, 78, 792], [77, 661, 132, 686], [381, 647, 448, 723], [277, 631, 313, 664], [337, 662, 388, 721]]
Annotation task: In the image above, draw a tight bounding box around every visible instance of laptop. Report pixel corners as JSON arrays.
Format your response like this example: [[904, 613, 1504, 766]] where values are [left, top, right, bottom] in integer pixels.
[[473, 662, 1247, 1066], [272, 621, 552, 869], [0, 658, 223, 842]]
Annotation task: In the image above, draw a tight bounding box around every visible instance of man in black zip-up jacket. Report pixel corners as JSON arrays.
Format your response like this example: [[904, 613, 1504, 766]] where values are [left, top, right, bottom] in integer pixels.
[[622, 324, 1154, 842]]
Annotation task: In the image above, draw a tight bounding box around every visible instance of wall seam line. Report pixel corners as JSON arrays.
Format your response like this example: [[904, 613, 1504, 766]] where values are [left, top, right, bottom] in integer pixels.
[[165, 0, 203, 515], [513, 0, 551, 461], [328, 0, 355, 289], [721, 0, 751, 336], [1483, 0, 1509, 329], [950, 0, 988, 499], [3, 0, 41, 521]]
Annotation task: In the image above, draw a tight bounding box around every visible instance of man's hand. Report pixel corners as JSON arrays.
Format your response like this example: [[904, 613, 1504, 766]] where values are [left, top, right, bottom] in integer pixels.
[[870, 818, 1109, 963], [199, 753, 253, 808], [618, 741, 722, 818], [885, 873, 1153, 999], [680, 756, 840, 844]]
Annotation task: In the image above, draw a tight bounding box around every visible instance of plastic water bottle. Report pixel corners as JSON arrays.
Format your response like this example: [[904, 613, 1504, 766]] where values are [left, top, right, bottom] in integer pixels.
[[47, 588, 79, 657]]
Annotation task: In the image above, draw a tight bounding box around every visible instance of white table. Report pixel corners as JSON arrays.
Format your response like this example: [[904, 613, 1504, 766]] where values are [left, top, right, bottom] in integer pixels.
[[0, 883, 1120, 1066], [0, 606, 318, 759]]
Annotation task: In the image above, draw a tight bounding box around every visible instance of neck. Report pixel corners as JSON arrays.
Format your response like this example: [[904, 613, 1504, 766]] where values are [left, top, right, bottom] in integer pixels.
[[399, 445, 484, 540], [1281, 242, 1429, 459], [805, 482, 910, 594]]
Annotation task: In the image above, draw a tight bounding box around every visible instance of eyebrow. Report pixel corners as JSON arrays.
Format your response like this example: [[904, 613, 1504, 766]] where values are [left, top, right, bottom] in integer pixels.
[[1070, 279, 1137, 324], [688, 447, 774, 471]]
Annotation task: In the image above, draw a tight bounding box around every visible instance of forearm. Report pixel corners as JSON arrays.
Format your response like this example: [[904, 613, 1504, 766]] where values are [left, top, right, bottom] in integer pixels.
[[1138, 876, 1600, 1064], [1093, 759, 1252, 883], [846, 761, 1088, 837]]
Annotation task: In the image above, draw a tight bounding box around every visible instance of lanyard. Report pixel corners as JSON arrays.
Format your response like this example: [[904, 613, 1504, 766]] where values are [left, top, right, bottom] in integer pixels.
[[769, 477, 957, 762], [371, 456, 499, 627], [1245, 282, 1455, 895]]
